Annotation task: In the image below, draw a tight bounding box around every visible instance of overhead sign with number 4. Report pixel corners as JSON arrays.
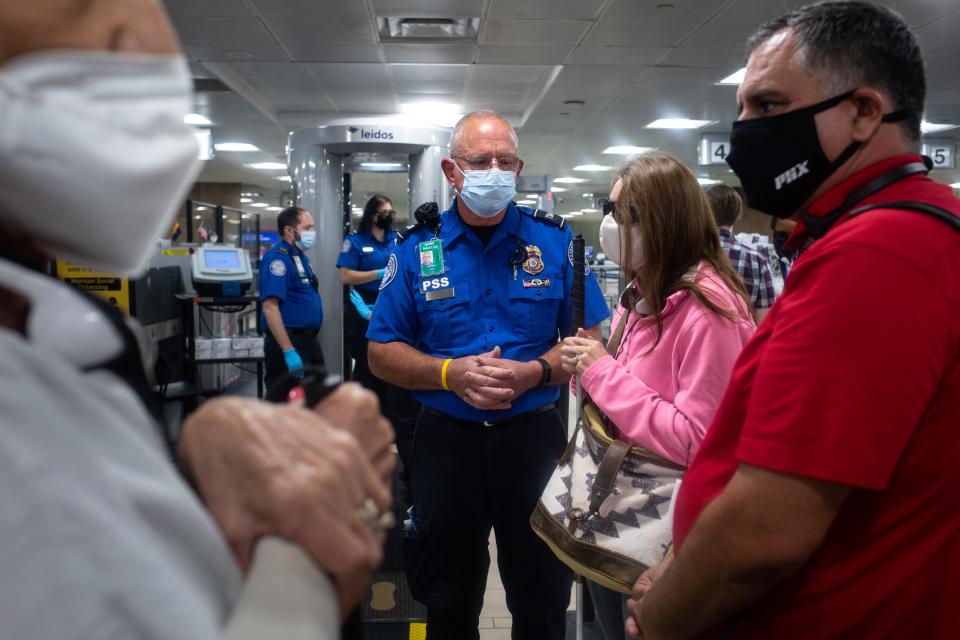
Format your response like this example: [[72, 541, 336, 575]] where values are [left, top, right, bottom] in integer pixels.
[[699, 135, 731, 166], [922, 141, 956, 169]]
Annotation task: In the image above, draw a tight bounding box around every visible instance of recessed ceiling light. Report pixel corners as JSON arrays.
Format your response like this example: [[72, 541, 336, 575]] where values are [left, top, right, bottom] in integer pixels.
[[240, 198, 253, 203], [951, 182, 960, 188], [921, 120, 959, 134], [551, 187, 567, 192], [716, 68, 746, 85], [603, 145, 653, 155], [568, 211, 583, 216], [645, 118, 715, 129], [526, 194, 539, 198], [582, 193, 594, 198], [574, 164, 612, 171], [250, 202, 270, 208], [517, 200, 537, 205], [194, 215, 203, 220], [184, 113, 212, 126], [241, 192, 263, 197], [195, 206, 208, 211], [697, 178, 722, 185], [276, 176, 292, 182], [247, 162, 287, 170], [361, 162, 404, 168], [581, 208, 599, 213], [266, 206, 283, 212], [215, 142, 260, 152], [553, 177, 587, 183]]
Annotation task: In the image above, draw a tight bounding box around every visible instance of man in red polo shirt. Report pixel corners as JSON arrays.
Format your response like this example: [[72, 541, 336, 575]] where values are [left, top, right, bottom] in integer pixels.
[[626, 2, 960, 638]]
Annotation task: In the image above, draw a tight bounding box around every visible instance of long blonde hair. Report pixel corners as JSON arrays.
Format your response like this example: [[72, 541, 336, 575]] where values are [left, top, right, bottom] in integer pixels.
[[612, 152, 751, 349]]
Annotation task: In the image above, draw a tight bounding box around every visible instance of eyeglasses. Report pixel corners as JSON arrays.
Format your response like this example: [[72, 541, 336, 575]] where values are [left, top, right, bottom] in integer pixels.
[[452, 155, 521, 171], [601, 198, 616, 216], [377, 210, 396, 216]]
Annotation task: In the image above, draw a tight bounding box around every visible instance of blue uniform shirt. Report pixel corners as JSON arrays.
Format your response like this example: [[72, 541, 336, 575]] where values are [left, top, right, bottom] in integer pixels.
[[259, 240, 323, 329], [368, 201, 609, 422], [335, 229, 399, 294]]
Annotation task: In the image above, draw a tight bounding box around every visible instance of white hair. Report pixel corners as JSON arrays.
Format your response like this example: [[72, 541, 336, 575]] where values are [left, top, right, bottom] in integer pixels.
[[450, 110, 519, 157]]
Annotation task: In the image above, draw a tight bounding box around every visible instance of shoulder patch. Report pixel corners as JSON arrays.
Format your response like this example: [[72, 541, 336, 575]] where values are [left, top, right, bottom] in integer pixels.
[[525, 208, 565, 229], [379, 254, 398, 290], [269, 259, 287, 277], [568, 240, 591, 275], [340, 238, 352, 254]]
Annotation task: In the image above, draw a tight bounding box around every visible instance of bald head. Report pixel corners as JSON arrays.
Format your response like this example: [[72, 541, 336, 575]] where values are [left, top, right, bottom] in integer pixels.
[[0, 0, 179, 63], [450, 110, 518, 158]]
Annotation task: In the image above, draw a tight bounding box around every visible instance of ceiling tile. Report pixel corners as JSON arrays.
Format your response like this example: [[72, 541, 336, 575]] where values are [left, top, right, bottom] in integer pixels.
[[477, 45, 573, 65], [710, 0, 806, 25], [283, 44, 383, 63], [173, 17, 289, 62], [248, 0, 368, 18], [569, 46, 670, 66], [679, 22, 757, 49], [488, 0, 605, 21], [916, 10, 960, 55], [659, 46, 745, 69], [482, 19, 592, 45], [470, 64, 548, 83], [585, 21, 698, 47], [372, 0, 486, 18], [261, 17, 376, 44], [382, 44, 476, 64], [390, 64, 469, 84], [602, 0, 731, 24], [162, 0, 253, 17]]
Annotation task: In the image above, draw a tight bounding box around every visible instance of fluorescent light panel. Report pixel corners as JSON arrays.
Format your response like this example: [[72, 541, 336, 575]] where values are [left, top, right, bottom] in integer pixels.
[[951, 182, 960, 188], [276, 176, 292, 182], [573, 164, 612, 171], [251, 203, 270, 208], [553, 177, 587, 184], [215, 142, 260, 152], [716, 68, 746, 85], [184, 113, 212, 126], [645, 118, 714, 129], [550, 187, 567, 192], [603, 145, 653, 155], [361, 162, 404, 168], [921, 120, 959, 134], [240, 198, 253, 203], [698, 178, 722, 185], [247, 162, 287, 170]]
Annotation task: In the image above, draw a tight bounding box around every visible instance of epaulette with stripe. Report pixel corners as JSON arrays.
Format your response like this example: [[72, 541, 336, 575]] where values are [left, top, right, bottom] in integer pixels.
[[523, 207, 565, 229]]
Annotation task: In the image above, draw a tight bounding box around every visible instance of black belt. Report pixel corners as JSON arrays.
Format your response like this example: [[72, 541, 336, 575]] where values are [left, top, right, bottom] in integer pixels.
[[287, 327, 320, 337], [422, 403, 556, 428]]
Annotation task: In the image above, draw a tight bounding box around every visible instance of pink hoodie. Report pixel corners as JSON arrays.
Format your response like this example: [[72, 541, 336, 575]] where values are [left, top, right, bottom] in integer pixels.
[[579, 265, 755, 466]]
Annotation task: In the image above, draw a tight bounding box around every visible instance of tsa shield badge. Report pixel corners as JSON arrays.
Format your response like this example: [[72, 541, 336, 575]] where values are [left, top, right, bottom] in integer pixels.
[[522, 245, 544, 275]]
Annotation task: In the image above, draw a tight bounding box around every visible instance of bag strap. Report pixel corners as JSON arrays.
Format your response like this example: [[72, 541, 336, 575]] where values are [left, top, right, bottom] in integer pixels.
[[845, 200, 960, 233], [588, 440, 630, 514], [606, 304, 633, 356]]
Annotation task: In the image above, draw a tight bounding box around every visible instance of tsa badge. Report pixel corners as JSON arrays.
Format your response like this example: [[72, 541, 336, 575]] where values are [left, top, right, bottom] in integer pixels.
[[522, 245, 544, 275]]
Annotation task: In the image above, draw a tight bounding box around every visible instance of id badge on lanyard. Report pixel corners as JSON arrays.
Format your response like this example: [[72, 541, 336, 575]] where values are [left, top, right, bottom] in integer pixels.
[[292, 255, 310, 285]]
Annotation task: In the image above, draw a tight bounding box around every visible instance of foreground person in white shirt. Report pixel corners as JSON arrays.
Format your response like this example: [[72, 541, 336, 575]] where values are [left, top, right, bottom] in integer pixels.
[[0, 1, 394, 638]]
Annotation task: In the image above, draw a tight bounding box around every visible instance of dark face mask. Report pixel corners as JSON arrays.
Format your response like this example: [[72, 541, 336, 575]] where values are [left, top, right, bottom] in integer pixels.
[[726, 90, 909, 219], [374, 212, 394, 230]]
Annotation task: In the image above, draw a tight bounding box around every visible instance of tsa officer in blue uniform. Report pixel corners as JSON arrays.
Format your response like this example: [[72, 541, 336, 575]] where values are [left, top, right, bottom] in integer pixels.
[[259, 206, 324, 391], [336, 194, 398, 393], [367, 111, 609, 640]]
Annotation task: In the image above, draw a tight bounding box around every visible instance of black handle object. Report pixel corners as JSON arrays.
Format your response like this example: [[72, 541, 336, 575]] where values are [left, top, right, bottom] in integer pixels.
[[571, 235, 586, 335], [266, 365, 342, 408], [414, 201, 441, 235]]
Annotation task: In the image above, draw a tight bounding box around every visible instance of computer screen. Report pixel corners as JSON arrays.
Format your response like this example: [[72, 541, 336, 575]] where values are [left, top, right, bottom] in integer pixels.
[[204, 249, 242, 270]]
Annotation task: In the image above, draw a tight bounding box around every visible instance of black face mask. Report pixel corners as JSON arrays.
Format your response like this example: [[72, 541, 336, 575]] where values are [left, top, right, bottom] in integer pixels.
[[374, 213, 394, 230], [726, 90, 910, 219]]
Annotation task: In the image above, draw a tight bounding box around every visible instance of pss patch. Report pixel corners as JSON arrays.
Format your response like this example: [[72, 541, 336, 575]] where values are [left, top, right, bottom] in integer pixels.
[[379, 254, 398, 290], [340, 239, 352, 254], [269, 259, 287, 276]]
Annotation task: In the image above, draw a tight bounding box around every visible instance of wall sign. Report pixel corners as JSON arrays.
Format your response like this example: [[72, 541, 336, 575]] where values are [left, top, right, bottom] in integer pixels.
[[922, 141, 956, 169]]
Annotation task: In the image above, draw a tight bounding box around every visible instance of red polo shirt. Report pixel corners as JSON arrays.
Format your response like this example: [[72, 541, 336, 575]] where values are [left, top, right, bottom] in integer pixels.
[[674, 155, 960, 638]]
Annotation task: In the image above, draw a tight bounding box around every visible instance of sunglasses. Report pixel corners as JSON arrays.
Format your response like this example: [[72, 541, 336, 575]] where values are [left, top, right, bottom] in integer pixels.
[[601, 198, 616, 216]]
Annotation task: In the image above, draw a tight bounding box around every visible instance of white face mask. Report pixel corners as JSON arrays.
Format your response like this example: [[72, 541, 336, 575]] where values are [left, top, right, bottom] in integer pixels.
[[599, 213, 644, 270], [0, 50, 202, 276]]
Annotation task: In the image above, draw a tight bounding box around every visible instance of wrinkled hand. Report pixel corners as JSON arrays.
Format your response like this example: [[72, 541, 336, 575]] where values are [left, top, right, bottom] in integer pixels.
[[311, 382, 396, 484], [178, 396, 390, 620], [560, 328, 608, 375], [445, 346, 516, 410], [625, 557, 672, 638]]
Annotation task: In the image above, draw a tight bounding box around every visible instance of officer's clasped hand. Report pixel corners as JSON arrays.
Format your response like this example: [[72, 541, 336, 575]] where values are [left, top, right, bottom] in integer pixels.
[[350, 289, 373, 321], [445, 346, 518, 411], [283, 348, 305, 376]]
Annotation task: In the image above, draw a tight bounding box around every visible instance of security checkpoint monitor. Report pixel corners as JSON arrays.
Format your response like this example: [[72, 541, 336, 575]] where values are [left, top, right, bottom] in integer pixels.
[[191, 245, 253, 296]]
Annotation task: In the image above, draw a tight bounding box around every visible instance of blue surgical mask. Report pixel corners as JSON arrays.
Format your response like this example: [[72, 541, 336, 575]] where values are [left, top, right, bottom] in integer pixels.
[[296, 230, 316, 251], [455, 165, 517, 218]]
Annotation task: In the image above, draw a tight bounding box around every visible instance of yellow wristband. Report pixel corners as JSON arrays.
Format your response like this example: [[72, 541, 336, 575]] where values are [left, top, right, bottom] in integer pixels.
[[440, 358, 453, 391]]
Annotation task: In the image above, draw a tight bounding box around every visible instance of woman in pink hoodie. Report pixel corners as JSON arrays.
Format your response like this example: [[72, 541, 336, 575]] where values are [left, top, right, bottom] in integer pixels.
[[560, 152, 754, 640]]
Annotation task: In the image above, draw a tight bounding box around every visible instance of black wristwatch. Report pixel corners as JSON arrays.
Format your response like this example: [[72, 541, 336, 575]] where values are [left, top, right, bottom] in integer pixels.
[[535, 357, 552, 388]]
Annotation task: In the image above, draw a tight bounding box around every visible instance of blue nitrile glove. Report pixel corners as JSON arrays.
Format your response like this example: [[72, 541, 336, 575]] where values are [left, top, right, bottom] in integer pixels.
[[350, 289, 373, 320], [376, 268, 386, 279], [283, 348, 304, 377]]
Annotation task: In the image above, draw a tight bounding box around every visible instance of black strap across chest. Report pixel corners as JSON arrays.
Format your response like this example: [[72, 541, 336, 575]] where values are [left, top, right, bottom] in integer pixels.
[[845, 200, 960, 233]]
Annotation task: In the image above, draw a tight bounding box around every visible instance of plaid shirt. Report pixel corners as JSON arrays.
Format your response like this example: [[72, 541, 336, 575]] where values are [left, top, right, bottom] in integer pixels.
[[719, 228, 776, 310]]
